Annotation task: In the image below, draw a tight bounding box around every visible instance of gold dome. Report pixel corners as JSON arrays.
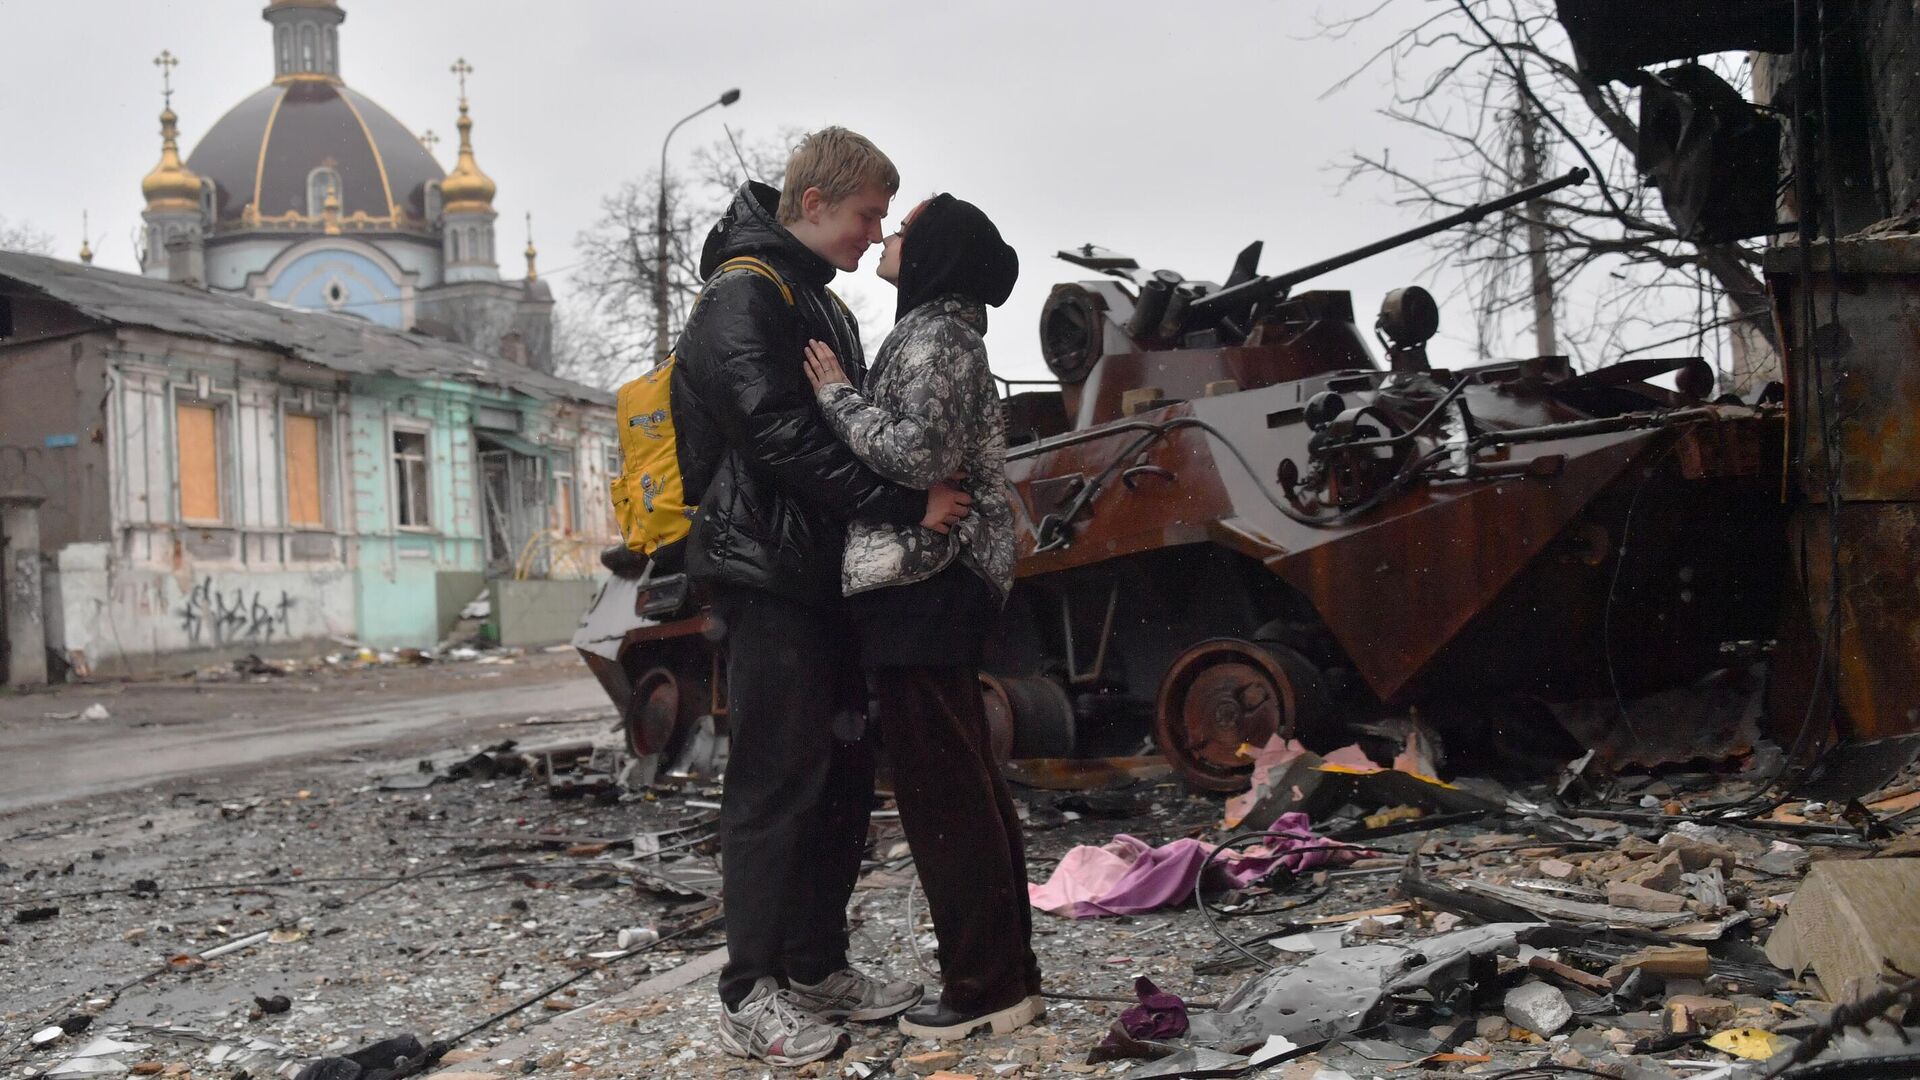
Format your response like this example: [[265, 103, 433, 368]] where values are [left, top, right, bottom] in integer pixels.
[[142, 107, 203, 211], [440, 100, 496, 215]]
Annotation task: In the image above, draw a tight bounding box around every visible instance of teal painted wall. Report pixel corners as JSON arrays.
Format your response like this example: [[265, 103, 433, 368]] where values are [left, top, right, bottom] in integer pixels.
[[335, 376, 602, 649], [345, 378, 492, 647]]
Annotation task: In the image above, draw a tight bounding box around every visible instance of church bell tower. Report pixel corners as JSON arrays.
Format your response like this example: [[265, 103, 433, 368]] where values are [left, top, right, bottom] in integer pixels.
[[264, 0, 346, 82]]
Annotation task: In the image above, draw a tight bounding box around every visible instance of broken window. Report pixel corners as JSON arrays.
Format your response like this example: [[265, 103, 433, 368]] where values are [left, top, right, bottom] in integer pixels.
[[477, 434, 555, 571], [392, 428, 431, 529], [284, 413, 327, 528], [176, 401, 223, 523]]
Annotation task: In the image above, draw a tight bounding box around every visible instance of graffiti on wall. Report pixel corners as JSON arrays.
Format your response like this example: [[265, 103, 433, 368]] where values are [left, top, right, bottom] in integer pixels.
[[0, 445, 49, 497], [177, 578, 297, 647]]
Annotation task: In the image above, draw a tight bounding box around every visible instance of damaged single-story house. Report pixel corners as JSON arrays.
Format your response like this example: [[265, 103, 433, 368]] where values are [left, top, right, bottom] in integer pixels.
[[0, 251, 618, 677]]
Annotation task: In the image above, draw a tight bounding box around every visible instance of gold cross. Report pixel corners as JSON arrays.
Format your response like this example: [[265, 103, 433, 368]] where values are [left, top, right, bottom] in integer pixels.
[[450, 57, 473, 102], [154, 49, 179, 108]]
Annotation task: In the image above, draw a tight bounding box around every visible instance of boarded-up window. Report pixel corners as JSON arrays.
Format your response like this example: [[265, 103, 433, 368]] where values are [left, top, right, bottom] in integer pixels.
[[285, 414, 324, 527], [393, 429, 431, 528], [176, 402, 221, 521]]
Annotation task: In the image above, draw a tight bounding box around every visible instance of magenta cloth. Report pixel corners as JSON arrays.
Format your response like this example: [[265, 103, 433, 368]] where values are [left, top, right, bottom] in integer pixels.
[[1118, 975, 1188, 1039], [1027, 811, 1358, 919]]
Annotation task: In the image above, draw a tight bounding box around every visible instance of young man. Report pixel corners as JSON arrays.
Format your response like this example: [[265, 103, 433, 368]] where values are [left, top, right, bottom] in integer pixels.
[[670, 127, 972, 1067]]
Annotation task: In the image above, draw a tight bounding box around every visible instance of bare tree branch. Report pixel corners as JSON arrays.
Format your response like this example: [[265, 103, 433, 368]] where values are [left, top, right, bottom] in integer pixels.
[[555, 128, 802, 390], [0, 215, 55, 256], [1318, 0, 1779, 383]]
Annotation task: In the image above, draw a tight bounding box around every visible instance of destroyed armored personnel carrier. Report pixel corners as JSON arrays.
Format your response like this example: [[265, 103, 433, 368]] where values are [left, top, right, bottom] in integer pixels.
[[577, 168, 1789, 790]]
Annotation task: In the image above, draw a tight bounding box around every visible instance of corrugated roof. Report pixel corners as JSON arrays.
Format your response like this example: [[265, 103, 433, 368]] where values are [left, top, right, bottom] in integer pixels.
[[0, 251, 609, 406]]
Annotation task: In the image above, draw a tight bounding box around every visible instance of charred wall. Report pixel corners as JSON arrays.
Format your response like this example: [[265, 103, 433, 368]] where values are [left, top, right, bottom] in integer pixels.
[[1753, 0, 1919, 227], [1864, 0, 1920, 214]]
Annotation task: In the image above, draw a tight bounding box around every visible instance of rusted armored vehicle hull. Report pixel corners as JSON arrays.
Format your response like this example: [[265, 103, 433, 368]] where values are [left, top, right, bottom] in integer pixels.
[[987, 363, 1785, 789]]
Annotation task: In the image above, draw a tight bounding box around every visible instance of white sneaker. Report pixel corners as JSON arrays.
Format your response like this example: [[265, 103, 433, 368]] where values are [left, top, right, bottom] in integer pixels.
[[716, 977, 848, 1066], [788, 966, 925, 1022]]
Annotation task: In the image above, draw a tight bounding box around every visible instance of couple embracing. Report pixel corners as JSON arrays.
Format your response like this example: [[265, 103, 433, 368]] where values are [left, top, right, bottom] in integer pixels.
[[668, 127, 1040, 1066]]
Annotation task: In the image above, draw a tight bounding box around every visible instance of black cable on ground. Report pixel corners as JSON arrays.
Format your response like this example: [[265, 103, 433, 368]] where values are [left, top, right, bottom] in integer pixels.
[[441, 914, 718, 1046], [1777, 1056, 1920, 1080], [1477, 1067, 1623, 1080], [1041, 990, 1220, 1010], [1192, 827, 1381, 971]]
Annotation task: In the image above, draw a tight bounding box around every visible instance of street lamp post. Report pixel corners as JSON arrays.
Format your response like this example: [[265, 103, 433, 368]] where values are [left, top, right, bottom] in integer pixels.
[[655, 88, 741, 367]]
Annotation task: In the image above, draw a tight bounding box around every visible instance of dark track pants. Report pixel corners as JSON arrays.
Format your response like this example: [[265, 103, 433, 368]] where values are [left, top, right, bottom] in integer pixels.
[[871, 666, 1042, 1014], [713, 584, 874, 1009]]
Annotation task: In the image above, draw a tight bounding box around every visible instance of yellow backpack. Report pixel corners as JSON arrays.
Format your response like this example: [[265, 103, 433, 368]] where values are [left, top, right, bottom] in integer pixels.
[[612, 256, 795, 554]]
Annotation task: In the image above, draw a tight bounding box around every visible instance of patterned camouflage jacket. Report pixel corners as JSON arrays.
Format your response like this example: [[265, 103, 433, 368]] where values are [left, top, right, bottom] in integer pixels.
[[815, 294, 1015, 601]]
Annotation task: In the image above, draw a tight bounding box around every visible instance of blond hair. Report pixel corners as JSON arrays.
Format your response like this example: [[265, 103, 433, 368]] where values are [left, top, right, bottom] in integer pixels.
[[777, 127, 900, 224]]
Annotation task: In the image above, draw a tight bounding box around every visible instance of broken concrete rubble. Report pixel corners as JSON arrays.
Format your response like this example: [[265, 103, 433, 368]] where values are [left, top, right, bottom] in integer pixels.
[[1765, 858, 1920, 1002], [1188, 923, 1579, 1047], [1503, 981, 1573, 1035]]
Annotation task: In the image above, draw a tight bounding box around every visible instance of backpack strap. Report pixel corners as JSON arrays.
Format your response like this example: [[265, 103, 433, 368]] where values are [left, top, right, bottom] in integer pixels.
[[712, 255, 794, 307]]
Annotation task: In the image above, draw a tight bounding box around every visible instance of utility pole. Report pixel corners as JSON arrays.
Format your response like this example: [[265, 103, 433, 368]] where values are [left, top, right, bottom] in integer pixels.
[[654, 89, 741, 368], [654, 177, 671, 368], [1516, 76, 1558, 357]]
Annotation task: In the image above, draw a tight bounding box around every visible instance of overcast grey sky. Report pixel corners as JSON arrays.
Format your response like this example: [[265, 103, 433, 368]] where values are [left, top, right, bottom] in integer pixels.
[[3, 0, 1516, 380]]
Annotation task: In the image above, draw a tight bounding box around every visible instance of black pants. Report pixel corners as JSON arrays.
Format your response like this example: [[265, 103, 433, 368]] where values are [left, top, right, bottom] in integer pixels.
[[712, 584, 874, 1009], [872, 665, 1042, 1013]]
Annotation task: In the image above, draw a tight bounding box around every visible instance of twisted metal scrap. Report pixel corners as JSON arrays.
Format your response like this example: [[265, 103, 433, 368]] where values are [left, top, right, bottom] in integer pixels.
[[1764, 974, 1920, 1079]]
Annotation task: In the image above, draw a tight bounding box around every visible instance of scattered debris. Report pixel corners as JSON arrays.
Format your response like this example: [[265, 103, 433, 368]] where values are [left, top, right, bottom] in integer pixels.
[[615, 926, 659, 949], [1189, 923, 1576, 1046], [9, 658, 1920, 1078], [1765, 858, 1920, 1002], [1504, 980, 1573, 1035]]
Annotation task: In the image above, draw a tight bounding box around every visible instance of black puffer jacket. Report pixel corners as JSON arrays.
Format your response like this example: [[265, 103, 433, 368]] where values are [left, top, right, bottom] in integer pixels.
[[670, 182, 924, 606]]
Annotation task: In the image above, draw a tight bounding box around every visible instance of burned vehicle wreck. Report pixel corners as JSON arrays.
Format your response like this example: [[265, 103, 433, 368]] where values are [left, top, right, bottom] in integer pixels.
[[578, 168, 1789, 791]]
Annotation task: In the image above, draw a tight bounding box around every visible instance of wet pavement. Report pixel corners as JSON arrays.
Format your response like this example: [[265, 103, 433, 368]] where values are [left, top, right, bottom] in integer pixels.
[[0, 653, 603, 814]]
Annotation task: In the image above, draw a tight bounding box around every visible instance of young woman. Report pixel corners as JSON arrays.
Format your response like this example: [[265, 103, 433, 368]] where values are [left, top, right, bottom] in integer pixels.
[[801, 193, 1041, 1040]]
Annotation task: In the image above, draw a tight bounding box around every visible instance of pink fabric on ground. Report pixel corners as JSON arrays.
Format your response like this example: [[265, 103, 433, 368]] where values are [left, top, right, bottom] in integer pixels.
[[1027, 812, 1361, 919], [1026, 835, 1148, 916]]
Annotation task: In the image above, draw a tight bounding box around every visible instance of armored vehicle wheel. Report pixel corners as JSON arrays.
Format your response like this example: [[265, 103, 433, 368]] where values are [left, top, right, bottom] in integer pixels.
[[1154, 638, 1332, 791], [980, 673, 1076, 762], [627, 660, 708, 762]]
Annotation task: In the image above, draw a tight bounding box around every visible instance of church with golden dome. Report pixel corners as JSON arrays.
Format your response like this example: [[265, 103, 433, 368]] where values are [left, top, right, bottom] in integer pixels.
[[138, 0, 553, 370]]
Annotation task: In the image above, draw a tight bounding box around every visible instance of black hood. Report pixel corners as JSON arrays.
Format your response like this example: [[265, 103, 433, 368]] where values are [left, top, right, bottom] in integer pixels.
[[895, 193, 1019, 322], [699, 181, 839, 288]]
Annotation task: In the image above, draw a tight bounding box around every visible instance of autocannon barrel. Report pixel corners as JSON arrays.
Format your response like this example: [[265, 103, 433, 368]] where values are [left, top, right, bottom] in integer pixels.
[[1185, 167, 1589, 332]]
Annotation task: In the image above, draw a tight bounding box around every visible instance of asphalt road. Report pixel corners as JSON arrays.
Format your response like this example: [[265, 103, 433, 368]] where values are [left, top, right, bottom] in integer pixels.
[[0, 661, 607, 814]]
